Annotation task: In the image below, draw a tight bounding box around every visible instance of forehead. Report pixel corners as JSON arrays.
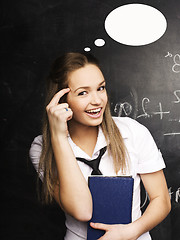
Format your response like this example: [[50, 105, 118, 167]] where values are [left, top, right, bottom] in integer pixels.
[[68, 64, 104, 88]]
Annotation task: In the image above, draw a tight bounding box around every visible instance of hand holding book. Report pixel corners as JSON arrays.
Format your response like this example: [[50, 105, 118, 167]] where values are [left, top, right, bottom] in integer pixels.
[[90, 221, 138, 240]]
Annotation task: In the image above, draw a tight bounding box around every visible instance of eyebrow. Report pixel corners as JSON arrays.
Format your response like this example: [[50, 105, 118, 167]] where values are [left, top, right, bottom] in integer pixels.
[[74, 80, 106, 92]]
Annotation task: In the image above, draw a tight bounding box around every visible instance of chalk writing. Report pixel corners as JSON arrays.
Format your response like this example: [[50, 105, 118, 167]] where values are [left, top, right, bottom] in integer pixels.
[[169, 187, 180, 203], [152, 102, 170, 120], [173, 90, 180, 103], [172, 54, 180, 73], [176, 188, 180, 203], [114, 102, 132, 117], [164, 133, 180, 136], [136, 99, 170, 120], [165, 52, 180, 73], [140, 191, 149, 209], [169, 187, 174, 200], [165, 52, 173, 57], [136, 97, 150, 119], [115, 98, 173, 120], [113, 89, 180, 136], [165, 52, 173, 58]]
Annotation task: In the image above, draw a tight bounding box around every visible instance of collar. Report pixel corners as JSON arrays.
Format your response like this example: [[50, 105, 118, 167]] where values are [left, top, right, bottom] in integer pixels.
[[67, 127, 107, 160], [67, 117, 129, 159]]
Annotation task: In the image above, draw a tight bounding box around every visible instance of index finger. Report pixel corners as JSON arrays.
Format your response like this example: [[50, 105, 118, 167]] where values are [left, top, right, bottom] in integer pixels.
[[90, 222, 110, 231], [48, 88, 70, 107]]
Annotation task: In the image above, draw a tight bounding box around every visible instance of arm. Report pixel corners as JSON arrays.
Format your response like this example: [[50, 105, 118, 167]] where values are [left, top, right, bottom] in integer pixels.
[[47, 89, 92, 221], [133, 170, 171, 236], [90, 170, 171, 240]]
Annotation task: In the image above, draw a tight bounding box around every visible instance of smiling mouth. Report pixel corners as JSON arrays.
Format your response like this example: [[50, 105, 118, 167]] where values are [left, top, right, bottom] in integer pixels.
[[85, 107, 102, 116]]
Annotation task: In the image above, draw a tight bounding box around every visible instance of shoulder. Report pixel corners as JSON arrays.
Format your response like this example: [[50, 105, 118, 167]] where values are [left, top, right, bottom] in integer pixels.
[[32, 135, 43, 145], [112, 116, 145, 129], [112, 118, 165, 173], [29, 135, 44, 180], [29, 135, 43, 159], [112, 117, 149, 139]]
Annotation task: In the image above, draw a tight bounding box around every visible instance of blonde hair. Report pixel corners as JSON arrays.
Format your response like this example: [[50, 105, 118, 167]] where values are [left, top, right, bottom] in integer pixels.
[[39, 52, 128, 203]]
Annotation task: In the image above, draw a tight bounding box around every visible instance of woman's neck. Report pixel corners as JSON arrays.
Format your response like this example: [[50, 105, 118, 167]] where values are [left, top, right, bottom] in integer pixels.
[[68, 122, 98, 157]]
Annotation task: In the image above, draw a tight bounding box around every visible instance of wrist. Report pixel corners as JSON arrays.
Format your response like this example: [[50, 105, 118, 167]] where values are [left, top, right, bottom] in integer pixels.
[[51, 133, 69, 146], [128, 221, 143, 239]]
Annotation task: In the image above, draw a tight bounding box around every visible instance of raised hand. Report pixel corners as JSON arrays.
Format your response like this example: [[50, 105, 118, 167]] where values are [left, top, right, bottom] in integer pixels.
[[46, 88, 73, 138]]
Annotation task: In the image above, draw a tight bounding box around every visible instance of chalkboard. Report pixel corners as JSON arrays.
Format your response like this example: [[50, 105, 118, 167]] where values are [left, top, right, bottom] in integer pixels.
[[1, 0, 179, 239]]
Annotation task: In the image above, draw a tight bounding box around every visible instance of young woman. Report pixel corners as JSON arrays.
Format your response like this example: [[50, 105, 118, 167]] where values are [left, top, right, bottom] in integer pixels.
[[29, 52, 171, 240]]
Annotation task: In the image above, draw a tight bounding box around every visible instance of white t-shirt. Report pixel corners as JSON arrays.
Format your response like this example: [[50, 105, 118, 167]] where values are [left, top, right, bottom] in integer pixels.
[[29, 117, 166, 240]]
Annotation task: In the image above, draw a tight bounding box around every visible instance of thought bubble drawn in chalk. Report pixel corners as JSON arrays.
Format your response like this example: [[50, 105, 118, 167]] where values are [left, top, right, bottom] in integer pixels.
[[94, 39, 105, 47], [105, 4, 167, 46], [84, 47, 91, 52]]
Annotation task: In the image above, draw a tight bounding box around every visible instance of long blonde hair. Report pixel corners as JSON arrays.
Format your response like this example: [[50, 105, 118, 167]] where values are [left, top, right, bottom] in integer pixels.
[[39, 52, 128, 203]]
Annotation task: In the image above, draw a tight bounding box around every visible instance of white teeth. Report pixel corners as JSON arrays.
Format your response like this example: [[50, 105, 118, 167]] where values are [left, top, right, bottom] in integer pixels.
[[86, 108, 101, 113]]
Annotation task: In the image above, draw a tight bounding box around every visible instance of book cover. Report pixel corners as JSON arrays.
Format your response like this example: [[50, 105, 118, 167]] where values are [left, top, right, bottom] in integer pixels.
[[87, 176, 134, 240]]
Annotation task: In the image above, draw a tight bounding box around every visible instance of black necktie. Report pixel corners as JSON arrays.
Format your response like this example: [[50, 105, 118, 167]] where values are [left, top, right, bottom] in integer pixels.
[[76, 146, 107, 175]]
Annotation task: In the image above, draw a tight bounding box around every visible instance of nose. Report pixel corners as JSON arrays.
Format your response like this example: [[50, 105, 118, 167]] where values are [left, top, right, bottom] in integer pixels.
[[91, 92, 101, 105]]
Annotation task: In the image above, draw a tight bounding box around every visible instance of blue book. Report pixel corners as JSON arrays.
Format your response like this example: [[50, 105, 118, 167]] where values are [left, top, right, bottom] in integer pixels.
[[87, 176, 134, 240]]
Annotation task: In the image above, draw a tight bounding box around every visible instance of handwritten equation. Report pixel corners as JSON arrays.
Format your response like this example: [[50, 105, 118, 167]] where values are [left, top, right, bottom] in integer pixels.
[[169, 187, 180, 203], [165, 52, 180, 73], [113, 90, 180, 136]]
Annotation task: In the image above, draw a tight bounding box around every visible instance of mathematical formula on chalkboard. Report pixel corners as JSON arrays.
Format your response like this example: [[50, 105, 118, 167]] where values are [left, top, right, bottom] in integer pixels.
[[113, 89, 180, 136], [165, 52, 180, 73]]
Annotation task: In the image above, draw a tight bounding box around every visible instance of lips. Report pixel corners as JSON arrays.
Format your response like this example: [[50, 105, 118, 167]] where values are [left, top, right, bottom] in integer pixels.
[[85, 107, 102, 118], [86, 107, 101, 114]]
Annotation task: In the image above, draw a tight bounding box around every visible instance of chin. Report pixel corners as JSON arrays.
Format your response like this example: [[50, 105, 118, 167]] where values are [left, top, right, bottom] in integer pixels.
[[87, 118, 103, 126], [72, 114, 104, 128]]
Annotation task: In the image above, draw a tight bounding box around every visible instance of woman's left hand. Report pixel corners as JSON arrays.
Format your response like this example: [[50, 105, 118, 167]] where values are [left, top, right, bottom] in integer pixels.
[[90, 222, 138, 240]]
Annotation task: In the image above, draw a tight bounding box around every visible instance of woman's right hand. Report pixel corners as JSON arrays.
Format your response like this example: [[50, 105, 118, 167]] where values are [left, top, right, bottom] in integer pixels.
[[46, 88, 73, 138]]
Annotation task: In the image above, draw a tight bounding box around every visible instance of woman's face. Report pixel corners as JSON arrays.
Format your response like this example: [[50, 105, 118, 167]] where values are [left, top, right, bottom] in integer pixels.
[[67, 64, 108, 129]]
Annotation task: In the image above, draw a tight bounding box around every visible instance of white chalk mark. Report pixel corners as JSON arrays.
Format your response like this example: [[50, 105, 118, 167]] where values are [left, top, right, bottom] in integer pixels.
[[172, 54, 180, 73], [152, 102, 170, 120], [175, 188, 180, 203], [165, 52, 173, 57], [94, 39, 105, 47], [105, 4, 167, 46], [140, 191, 149, 209], [114, 102, 132, 117], [168, 187, 174, 200], [164, 133, 180, 136], [168, 118, 180, 122], [173, 90, 180, 103], [137, 97, 151, 119], [84, 47, 91, 52]]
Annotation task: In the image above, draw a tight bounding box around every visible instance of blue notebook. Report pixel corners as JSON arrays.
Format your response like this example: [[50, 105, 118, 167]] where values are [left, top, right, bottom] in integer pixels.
[[87, 176, 134, 240]]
